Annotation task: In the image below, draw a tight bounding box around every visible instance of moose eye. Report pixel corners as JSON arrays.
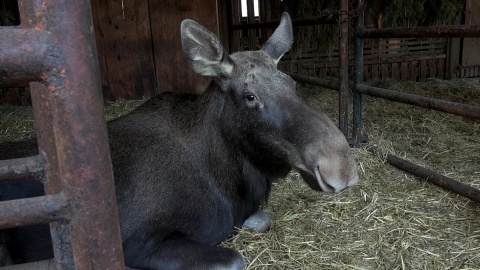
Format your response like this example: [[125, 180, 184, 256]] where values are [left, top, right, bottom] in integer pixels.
[[245, 93, 256, 102]]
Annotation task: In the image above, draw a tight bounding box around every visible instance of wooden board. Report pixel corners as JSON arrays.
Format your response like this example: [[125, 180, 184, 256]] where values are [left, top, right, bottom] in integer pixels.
[[91, 0, 156, 100], [462, 0, 480, 68], [279, 38, 448, 81], [149, 0, 218, 94]]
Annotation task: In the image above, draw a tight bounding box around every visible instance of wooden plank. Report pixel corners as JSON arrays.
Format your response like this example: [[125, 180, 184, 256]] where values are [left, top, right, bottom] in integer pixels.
[[438, 58, 446, 78], [400, 62, 408, 81], [259, 0, 273, 45], [363, 65, 370, 81], [462, 0, 480, 67], [229, 0, 241, 52], [381, 63, 389, 79], [420, 60, 427, 80], [7, 88, 20, 105], [149, 0, 217, 94], [247, 0, 257, 50], [25, 87, 32, 105], [371, 64, 378, 79], [427, 59, 435, 78], [91, 0, 156, 101], [409, 61, 415, 81], [217, 0, 229, 51], [391, 62, 400, 80]]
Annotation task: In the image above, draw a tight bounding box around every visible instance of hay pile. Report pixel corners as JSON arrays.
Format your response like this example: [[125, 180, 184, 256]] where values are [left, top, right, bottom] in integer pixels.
[[1, 79, 479, 269], [225, 78, 480, 269]]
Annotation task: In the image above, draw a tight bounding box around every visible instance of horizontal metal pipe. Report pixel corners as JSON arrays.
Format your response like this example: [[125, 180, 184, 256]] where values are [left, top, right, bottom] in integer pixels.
[[0, 192, 70, 229], [0, 260, 137, 270], [358, 24, 480, 38], [356, 84, 480, 119], [230, 14, 338, 31], [369, 148, 480, 203], [284, 72, 339, 91], [0, 259, 56, 270], [0, 154, 45, 180], [0, 28, 56, 86]]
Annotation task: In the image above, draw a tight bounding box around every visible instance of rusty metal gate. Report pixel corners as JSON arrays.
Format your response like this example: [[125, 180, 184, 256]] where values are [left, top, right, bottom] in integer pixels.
[[0, 0, 125, 269], [352, 0, 480, 202]]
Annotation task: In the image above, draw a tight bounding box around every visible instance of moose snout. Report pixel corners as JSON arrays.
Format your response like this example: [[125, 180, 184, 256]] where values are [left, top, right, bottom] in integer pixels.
[[313, 157, 359, 193], [298, 140, 360, 193], [327, 170, 360, 193]]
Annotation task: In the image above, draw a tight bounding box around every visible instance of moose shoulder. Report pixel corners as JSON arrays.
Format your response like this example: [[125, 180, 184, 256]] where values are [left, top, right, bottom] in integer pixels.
[[0, 12, 358, 270]]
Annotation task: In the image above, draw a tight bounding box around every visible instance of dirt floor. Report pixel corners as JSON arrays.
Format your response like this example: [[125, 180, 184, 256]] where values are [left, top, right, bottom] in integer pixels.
[[1, 78, 479, 269]]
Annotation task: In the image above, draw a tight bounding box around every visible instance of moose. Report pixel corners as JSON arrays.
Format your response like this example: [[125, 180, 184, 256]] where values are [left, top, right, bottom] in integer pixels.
[[0, 12, 358, 269]]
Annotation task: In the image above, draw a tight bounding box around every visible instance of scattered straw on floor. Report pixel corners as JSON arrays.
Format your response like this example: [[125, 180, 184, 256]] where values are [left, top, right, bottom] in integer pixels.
[[1, 79, 479, 269], [225, 78, 480, 270]]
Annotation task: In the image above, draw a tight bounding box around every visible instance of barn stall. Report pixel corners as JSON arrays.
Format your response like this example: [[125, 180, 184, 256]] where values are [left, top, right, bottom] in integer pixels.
[[1, 0, 480, 269]]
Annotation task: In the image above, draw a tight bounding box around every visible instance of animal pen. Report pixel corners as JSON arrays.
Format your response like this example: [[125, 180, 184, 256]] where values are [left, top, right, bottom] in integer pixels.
[[233, 0, 480, 202], [1, 0, 480, 269], [351, 0, 480, 202]]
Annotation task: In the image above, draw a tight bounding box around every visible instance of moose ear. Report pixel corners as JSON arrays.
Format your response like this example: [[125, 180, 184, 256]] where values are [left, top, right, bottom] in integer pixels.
[[261, 12, 293, 65], [181, 19, 234, 77]]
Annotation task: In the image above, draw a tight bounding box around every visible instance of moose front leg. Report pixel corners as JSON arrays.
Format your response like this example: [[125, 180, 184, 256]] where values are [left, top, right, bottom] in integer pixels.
[[242, 210, 272, 233]]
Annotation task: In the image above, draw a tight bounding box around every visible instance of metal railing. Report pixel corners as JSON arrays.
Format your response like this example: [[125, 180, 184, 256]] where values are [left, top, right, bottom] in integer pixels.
[[353, 0, 480, 202], [0, 0, 125, 269]]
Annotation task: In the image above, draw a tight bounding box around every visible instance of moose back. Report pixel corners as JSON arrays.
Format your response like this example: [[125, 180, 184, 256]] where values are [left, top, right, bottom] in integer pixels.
[[0, 12, 359, 270]]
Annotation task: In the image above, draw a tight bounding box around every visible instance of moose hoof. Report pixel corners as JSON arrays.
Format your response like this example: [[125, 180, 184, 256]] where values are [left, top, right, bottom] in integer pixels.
[[242, 210, 272, 233]]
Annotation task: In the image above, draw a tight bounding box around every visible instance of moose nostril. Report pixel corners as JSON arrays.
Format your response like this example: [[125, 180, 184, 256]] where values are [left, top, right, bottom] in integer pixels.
[[324, 182, 336, 193], [348, 175, 360, 187], [326, 180, 347, 193]]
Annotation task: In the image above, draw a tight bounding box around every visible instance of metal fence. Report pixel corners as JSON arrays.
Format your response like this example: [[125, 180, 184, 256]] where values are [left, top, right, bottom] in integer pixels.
[[0, 0, 124, 269], [352, 0, 480, 202]]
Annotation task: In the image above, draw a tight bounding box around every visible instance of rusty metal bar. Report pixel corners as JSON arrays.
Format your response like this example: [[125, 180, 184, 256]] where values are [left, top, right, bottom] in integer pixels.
[[0, 260, 137, 270], [0, 259, 56, 270], [353, 0, 364, 141], [0, 29, 55, 86], [0, 155, 44, 180], [350, 0, 480, 202], [284, 72, 339, 90], [27, 0, 125, 268], [338, 0, 349, 136], [230, 14, 338, 31], [356, 83, 480, 119], [358, 24, 480, 39], [0, 193, 70, 229], [0, 0, 125, 269], [368, 148, 480, 203]]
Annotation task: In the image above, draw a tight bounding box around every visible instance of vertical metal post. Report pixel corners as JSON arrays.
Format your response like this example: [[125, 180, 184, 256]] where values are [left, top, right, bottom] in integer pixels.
[[34, 1, 125, 269], [0, 0, 125, 269], [338, 0, 349, 137], [353, 0, 364, 141]]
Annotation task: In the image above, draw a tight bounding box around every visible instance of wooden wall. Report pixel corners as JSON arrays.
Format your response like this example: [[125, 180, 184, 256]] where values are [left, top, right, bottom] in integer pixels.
[[279, 38, 447, 82], [148, 0, 218, 94], [92, 0, 156, 101], [1, 0, 479, 105], [91, 0, 222, 100], [459, 0, 480, 78]]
